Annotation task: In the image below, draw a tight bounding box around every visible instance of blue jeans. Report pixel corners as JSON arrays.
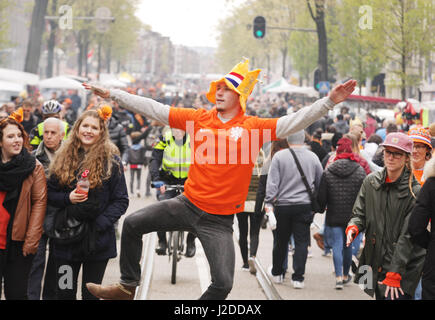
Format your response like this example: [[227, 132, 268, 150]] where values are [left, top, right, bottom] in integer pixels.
[[414, 279, 422, 300], [324, 226, 352, 277], [319, 223, 332, 254], [120, 194, 235, 300], [352, 232, 363, 257]]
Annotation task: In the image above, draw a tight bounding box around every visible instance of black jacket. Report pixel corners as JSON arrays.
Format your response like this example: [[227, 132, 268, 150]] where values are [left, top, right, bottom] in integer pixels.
[[317, 158, 366, 227], [47, 157, 129, 261], [32, 143, 51, 177], [108, 117, 129, 163], [409, 158, 435, 299]]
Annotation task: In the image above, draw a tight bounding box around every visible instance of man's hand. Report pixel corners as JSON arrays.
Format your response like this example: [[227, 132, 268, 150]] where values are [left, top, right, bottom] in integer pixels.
[[329, 80, 357, 104], [82, 83, 110, 99]]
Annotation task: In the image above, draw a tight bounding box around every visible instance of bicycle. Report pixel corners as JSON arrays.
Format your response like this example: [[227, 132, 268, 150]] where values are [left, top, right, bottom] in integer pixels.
[[152, 183, 185, 284]]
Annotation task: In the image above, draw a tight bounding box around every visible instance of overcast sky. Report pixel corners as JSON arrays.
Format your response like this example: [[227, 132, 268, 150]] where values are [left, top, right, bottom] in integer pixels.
[[136, 0, 246, 48]]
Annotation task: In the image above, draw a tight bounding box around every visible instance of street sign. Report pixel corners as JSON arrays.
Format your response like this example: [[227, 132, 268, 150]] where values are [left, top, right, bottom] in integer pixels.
[[317, 81, 330, 93]]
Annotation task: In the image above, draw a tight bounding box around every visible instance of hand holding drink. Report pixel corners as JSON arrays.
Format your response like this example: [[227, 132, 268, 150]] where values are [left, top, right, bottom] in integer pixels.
[[77, 170, 90, 195], [70, 170, 90, 204]]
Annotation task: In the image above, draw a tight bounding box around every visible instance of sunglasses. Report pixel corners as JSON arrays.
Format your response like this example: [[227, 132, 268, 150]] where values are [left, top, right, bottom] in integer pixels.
[[383, 149, 405, 159]]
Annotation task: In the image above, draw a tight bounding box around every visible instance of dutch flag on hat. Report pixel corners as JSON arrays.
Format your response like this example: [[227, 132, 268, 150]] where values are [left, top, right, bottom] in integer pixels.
[[225, 72, 244, 88]]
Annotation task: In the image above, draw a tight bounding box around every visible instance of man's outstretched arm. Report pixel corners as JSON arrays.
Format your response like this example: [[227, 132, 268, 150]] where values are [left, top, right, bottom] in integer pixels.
[[82, 83, 170, 125], [275, 80, 357, 139]]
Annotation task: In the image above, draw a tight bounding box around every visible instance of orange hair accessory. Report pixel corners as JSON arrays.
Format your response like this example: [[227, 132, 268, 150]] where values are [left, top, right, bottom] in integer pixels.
[[8, 107, 24, 123], [97, 105, 112, 121]]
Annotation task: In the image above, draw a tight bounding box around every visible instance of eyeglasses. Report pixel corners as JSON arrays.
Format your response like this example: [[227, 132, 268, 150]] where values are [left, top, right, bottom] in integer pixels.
[[384, 149, 405, 159]]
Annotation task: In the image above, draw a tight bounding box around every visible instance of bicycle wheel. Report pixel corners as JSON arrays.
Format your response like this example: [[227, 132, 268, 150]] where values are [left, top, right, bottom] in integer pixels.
[[171, 231, 179, 284]]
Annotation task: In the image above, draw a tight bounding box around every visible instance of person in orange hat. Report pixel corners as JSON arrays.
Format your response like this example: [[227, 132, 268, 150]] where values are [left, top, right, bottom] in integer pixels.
[[408, 127, 433, 185], [81, 59, 357, 300]]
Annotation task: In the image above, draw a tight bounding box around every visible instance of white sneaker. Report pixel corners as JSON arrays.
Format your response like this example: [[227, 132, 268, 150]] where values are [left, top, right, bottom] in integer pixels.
[[267, 266, 283, 284], [291, 280, 305, 289], [248, 257, 257, 275]]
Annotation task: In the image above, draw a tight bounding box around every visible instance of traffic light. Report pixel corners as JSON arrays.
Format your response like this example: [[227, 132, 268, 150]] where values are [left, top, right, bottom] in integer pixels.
[[253, 16, 266, 39]]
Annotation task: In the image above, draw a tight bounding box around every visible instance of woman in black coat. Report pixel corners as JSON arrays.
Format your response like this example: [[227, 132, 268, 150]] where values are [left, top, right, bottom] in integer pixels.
[[409, 156, 435, 300], [317, 137, 367, 289], [47, 106, 128, 300]]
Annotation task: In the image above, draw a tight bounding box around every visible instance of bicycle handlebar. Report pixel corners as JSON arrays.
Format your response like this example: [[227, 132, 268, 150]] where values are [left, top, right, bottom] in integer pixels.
[[151, 182, 184, 191]]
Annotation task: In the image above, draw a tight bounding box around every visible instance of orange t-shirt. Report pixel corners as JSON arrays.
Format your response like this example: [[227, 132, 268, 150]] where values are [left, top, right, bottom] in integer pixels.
[[412, 168, 424, 186], [169, 107, 278, 215]]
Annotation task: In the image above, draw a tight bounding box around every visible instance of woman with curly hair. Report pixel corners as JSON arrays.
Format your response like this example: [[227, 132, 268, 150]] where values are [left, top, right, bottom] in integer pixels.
[[47, 106, 129, 300], [0, 108, 47, 299]]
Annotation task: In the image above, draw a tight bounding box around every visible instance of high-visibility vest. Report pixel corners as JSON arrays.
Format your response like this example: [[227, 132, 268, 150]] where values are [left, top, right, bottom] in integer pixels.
[[30, 121, 69, 146], [155, 131, 191, 179]]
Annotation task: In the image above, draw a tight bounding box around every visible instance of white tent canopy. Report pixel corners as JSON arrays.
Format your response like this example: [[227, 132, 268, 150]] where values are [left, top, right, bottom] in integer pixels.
[[98, 74, 127, 88], [100, 78, 127, 88], [38, 76, 84, 90], [265, 78, 319, 98], [0, 80, 24, 92], [0, 68, 39, 86], [262, 78, 289, 93]]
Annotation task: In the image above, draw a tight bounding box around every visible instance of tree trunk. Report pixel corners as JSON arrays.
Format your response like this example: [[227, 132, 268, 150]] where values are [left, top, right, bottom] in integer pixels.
[[97, 38, 102, 80], [85, 40, 89, 78], [266, 54, 271, 84], [400, 1, 406, 101], [281, 47, 288, 78], [46, 22, 56, 78], [307, 0, 328, 82], [106, 45, 111, 74], [24, 0, 49, 74], [401, 54, 407, 101], [77, 32, 83, 76], [46, 0, 58, 78]]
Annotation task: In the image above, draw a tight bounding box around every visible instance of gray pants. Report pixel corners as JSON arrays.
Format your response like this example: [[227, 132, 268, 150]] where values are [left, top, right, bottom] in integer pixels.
[[119, 195, 235, 300]]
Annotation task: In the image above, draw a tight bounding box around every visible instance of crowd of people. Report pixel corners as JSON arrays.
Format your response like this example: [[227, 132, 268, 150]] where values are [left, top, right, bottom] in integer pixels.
[[0, 59, 434, 301]]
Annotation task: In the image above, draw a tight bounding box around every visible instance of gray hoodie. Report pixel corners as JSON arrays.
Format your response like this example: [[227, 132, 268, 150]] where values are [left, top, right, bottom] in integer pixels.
[[265, 146, 323, 206]]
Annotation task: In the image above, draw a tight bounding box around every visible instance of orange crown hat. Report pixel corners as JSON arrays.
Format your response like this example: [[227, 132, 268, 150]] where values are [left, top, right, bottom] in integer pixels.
[[8, 107, 23, 123], [408, 127, 433, 149], [97, 105, 112, 121], [206, 59, 261, 113]]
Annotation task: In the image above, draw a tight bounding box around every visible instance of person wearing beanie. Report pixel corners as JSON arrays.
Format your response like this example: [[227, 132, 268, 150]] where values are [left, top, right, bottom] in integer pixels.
[[346, 132, 425, 300], [407, 127, 433, 299], [408, 127, 433, 185], [264, 130, 323, 288], [82, 59, 356, 300]]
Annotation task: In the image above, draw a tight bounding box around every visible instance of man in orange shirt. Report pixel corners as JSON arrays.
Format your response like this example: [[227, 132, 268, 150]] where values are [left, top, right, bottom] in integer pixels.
[[83, 59, 356, 300]]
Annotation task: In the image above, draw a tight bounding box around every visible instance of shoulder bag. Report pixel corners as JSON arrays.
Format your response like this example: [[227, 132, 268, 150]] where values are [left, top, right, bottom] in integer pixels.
[[289, 148, 322, 213]]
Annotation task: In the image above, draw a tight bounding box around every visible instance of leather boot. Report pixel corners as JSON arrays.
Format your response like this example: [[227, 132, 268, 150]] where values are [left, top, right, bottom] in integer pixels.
[[86, 283, 136, 300], [155, 238, 167, 255], [185, 240, 196, 258]]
